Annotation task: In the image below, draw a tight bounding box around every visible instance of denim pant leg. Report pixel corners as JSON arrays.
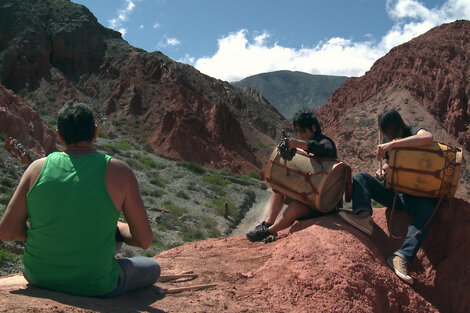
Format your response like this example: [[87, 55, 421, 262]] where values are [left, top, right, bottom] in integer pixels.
[[394, 195, 436, 264], [106, 256, 161, 297], [352, 172, 404, 214]]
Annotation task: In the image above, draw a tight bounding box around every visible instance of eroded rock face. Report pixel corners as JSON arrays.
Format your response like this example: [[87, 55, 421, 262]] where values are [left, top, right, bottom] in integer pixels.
[[0, 84, 56, 156], [0, 0, 289, 174], [317, 20, 470, 150]]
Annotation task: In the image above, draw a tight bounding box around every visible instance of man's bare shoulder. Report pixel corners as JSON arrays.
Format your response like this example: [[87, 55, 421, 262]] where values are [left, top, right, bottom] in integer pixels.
[[107, 157, 135, 179], [27, 157, 47, 175]]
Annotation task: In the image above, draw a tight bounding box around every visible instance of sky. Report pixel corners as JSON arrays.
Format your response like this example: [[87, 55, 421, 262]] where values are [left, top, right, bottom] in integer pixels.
[[72, 0, 470, 82]]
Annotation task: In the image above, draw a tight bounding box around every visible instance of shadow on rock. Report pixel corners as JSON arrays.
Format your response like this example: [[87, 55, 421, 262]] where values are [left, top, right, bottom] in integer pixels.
[[12, 284, 168, 313]]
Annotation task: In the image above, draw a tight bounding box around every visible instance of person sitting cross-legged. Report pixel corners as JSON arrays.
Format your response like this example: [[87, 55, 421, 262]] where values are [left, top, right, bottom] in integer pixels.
[[0, 102, 160, 297]]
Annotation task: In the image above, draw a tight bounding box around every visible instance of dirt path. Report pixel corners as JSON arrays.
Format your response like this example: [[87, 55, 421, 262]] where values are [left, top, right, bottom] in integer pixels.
[[230, 189, 272, 236]]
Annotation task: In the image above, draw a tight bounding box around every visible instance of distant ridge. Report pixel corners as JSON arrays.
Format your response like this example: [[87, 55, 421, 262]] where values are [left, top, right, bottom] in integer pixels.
[[232, 70, 348, 119]]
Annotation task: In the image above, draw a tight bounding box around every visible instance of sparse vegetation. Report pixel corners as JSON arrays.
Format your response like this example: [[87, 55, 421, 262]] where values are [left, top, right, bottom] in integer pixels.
[[202, 174, 230, 187], [149, 176, 167, 188], [97, 128, 110, 139], [205, 198, 238, 219], [176, 191, 190, 200], [162, 201, 187, 215], [1, 177, 14, 188], [248, 171, 260, 180], [177, 161, 206, 175], [0, 248, 20, 268]]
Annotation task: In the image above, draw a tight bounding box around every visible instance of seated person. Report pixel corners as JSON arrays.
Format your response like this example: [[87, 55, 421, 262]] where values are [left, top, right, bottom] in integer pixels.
[[0, 102, 160, 297], [246, 110, 337, 242], [339, 108, 435, 285]]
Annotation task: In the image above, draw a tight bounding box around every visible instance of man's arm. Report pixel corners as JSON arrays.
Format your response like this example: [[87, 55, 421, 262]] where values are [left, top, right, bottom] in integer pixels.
[[376, 129, 433, 160], [0, 162, 38, 242], [109, 159, 153, 249], [289, 138, 337, 158]]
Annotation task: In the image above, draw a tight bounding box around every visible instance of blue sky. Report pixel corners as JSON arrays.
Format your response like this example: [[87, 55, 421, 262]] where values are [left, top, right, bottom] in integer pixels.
[[72, 0, 470, 81]]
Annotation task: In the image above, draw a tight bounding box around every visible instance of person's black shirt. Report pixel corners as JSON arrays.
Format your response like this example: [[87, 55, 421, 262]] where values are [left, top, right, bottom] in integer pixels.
[[306, 133, 337, 159]]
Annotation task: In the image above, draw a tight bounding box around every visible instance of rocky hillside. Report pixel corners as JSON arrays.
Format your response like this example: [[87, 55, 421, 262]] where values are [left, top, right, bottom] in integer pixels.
[[233, 70, 347, 119], [0, 85, 56, 157], [0, 0, 290, 174], [317, 20, 470, 150], [316, 20, 470, 199]]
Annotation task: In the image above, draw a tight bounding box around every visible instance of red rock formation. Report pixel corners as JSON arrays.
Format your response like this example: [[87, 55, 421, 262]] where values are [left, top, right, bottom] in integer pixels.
[[1, 199, 468, 312], [0, 84, 56, 157], [0, 0, 289, 174], [317, 20, 470, 150]]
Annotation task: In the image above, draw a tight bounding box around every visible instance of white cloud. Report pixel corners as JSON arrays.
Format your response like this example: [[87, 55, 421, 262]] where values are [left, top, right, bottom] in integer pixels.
[[139, 25, 144, 29], [108, 0, 136, 37], [158, 36, 182, 49], [153, 22, 161, 29], [189, 0, 470, 81]]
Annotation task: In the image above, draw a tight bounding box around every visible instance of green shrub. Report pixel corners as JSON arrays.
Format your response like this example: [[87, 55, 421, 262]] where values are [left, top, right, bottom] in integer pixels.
[[248, 171, 260, 180], [1, 177, 14, 188], [149, 176, 167, 188], [162, 201, 187, 215], [180, 225, 205, 242], [175, 191, 190, 200], [115, 140, 132, 151], [0, 248, 20, 267], [137, 156, 157, 169], [46, 118, 57, 127], [101, 143, 119, 154], [177, 161, 206, 175], [150, 189, 164, 198], [143, 143, 154, 153], [97, 128, 110, 139], [202, 175, 230, 187]]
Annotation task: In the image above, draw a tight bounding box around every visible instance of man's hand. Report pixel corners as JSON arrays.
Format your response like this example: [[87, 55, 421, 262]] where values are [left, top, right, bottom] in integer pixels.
[[288, 139, 307, 151], [375, 141, 394, 161], [375, 169, 386, 181]]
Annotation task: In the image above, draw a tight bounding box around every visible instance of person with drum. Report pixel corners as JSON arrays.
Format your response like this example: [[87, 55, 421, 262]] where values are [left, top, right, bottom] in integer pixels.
[[246, 110, 337, 243], [339, 109, 435, 285]]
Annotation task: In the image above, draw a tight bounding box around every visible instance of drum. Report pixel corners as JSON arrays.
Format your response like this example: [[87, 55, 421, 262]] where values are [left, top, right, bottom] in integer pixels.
[[386, 142, 462, 199], [264, 148, 349, 212]]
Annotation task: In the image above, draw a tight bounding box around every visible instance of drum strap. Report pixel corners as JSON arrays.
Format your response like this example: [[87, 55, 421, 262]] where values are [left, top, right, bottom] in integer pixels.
[[388, 191, 443, 240]]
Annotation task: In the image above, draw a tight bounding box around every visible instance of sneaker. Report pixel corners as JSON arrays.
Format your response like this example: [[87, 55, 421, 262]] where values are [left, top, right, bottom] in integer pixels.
[[246, 221, 272, 242], [261, 234, 277, 244], [387, 255, 414, 285], [338, 211, 373, 235]]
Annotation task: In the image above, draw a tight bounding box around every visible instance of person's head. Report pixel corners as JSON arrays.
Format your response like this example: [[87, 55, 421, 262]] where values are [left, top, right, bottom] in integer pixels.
[[292, 110, 321, 140], [378, 109, 408, 139], [57, 102, 96, 145]]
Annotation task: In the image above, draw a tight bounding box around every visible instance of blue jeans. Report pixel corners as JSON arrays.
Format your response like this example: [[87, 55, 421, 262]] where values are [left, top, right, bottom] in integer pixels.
[[352, 172, 436, 264], [23, 256, 160, 297], [105, 256, 161, 297]]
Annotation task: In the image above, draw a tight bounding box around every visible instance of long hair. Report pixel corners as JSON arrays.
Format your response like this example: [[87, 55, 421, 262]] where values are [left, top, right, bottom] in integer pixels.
[[378, 109, 407, 139]]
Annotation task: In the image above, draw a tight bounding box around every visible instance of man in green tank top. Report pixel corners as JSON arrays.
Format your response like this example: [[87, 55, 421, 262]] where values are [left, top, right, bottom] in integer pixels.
[[0, 103, 160, 297]]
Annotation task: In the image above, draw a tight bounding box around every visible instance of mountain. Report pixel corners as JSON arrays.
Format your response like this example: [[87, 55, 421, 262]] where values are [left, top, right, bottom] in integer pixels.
[[232, 70, 348, 119], [316, 20, 470, 199], [0, 0, 290, 174]]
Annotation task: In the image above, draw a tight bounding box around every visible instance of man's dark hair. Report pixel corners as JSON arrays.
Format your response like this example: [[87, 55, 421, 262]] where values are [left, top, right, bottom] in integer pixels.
[[292, 110, 321, 136], [57, 102, 95, 145], [378, 109, 408, 139]]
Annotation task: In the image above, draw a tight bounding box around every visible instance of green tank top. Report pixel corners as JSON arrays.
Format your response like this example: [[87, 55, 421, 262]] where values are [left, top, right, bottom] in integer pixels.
[[24, 152, 120, 296]]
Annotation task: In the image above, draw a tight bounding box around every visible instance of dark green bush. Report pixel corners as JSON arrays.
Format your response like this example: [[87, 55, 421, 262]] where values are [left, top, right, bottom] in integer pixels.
[[177, 161, 206, 175]]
